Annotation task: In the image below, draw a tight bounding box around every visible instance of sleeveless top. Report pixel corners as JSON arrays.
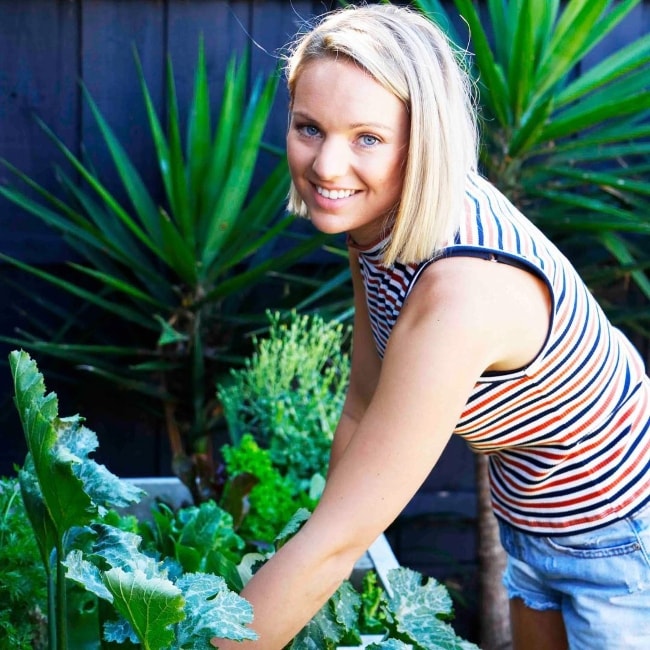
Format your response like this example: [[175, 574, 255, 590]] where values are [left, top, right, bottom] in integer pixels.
[[350, 172, 650, 535]]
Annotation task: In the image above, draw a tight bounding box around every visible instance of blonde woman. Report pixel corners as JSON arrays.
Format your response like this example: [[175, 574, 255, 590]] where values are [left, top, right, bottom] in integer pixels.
[[213, 4, 650, 649]]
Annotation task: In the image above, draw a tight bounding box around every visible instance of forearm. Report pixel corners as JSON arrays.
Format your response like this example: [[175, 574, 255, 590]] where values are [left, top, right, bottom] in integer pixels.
[[211, 522, 362, 649], [328, 410, 359, 477]]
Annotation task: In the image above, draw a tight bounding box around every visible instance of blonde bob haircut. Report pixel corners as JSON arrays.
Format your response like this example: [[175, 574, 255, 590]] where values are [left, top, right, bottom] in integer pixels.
[[285, 3, 478, 266]]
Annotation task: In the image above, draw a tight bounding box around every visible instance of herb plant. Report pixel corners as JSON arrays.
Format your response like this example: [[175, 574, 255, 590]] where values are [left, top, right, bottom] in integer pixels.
[[218, 310, 351, 491], [220, 433, 318, 546], [0, 476, 48, 650]]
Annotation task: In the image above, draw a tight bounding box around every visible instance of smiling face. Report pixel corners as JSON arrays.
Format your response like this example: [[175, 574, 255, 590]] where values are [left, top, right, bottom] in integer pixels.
[[287, 57, 409, 246]]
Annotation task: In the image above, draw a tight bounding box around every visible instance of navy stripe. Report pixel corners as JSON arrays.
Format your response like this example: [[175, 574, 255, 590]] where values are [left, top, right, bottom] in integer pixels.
[[354, 172, 650, 534]]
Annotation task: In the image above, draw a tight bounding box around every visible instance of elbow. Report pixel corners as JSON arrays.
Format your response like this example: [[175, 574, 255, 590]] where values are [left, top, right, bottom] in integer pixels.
[[299, 526, 372, 594]]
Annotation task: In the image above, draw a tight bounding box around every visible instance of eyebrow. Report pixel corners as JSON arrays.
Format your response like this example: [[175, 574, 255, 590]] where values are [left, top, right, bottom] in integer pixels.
[[290, 110, 396, 133]]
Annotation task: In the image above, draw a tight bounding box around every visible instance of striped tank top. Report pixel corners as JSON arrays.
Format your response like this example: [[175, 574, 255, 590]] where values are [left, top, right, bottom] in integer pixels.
[[351, 172, 650, 535]]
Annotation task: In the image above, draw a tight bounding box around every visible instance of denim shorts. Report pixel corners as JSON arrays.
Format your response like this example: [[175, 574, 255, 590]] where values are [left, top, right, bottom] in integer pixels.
[[498, 505, 650, 649]]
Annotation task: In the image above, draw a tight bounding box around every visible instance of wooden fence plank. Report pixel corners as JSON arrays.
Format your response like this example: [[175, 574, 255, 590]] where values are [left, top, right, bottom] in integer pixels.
[[0, 0, 79, 261], [250, 0, 316, 150], [1, 0, 648, 261], [166, 0, 251, 128], [80, 0, 165, 201]]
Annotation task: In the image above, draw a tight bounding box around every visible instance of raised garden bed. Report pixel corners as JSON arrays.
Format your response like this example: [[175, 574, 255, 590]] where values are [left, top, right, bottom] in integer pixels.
[[124, 477, 400, 650]]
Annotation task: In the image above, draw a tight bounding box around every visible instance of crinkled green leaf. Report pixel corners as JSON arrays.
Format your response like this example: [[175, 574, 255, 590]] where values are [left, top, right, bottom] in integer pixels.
[[387, 568, 453, 619], [91, 524, 154, 573], [103, 566, 185, 650], [10, 350, 143, 544], [331, 581, 362, 633], [175, 572, 257, 646], [59, 422, 145, 513], [103, 618, 140, 644], [288, 582, 365, 649], [289, 608, 340, 650], [64, 549, 114, 602], [275, 507, 311, 548], [367, 641, 412, 650], [384, 568, 480, 650], [178, 500, 240, 552]]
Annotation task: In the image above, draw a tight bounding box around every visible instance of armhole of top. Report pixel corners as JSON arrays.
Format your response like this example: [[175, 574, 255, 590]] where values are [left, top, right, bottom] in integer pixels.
[[409, 246, 555, 380]]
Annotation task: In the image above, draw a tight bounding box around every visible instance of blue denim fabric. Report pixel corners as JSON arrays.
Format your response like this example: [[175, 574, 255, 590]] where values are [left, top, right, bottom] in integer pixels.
[[499, 506, 650, 649]]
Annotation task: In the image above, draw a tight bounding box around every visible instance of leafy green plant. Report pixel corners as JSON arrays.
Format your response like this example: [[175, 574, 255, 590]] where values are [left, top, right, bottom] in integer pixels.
[[0, 42, 329, 503], [221, 433, 318, 546], [414, 0, 650, 334], [272, 511, 478, 650], [218, 310, 351, 491], [9, 349, 256, 650], [9, 348, 477, 649], [0, 476, 48, 650], [107, 498, 250, 596]]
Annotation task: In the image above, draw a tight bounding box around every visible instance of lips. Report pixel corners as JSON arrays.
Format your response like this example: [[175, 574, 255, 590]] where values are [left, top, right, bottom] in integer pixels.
[[316, 186, 358, 200]]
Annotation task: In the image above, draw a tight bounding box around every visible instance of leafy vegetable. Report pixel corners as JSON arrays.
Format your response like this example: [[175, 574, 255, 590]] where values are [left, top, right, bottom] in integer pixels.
[[9, 350, 256, 649], [221, 434, 316, 545], [376, 568, 477, 650], [9, 349, 477, 649]]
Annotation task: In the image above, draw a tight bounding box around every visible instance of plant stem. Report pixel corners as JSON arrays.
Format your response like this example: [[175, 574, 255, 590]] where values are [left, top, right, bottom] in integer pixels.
[[56, 541, 68, 650], [47, 567, 57, 650]]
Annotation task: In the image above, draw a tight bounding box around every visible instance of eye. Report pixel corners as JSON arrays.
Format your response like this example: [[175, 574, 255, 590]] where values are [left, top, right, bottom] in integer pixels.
[[359, 134, 380, 147], [296, 123, 321, 138]]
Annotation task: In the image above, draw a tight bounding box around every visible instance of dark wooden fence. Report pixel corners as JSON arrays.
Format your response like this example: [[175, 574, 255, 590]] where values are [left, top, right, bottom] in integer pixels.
[[1, 1, 649, 642], [0, 0, 339, 261], [3, 0, 650, 260]]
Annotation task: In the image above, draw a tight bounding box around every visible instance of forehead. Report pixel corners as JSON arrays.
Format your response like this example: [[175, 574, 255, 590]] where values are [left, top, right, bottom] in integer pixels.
[[291, 58, 406, 124]]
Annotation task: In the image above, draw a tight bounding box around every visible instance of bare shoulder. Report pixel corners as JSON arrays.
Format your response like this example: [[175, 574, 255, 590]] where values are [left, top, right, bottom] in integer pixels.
[[395, 254, 551, 374]]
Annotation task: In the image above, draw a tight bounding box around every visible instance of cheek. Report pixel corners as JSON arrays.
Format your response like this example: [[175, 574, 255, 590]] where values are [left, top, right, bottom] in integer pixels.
[[375, 157, 405, 194], [386, 154, 407, 193], [286, 139, 307, 177]]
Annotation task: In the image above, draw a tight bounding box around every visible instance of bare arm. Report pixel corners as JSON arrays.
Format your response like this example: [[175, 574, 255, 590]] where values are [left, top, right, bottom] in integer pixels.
[[328, 251, 381, 475], [212, 256, 550, 650]]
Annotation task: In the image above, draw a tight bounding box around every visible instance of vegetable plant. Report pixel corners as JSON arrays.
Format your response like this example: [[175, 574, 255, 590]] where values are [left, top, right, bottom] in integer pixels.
[[111, 502, 480, 650], [9, 348, 477, 649], [9, 349, 256, 650], [220, 433, 318, 547], [0, 476, 48, 649]]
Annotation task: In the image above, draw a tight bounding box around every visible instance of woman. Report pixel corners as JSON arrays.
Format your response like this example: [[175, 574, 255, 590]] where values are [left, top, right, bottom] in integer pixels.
[[213, 4, 650, 649]]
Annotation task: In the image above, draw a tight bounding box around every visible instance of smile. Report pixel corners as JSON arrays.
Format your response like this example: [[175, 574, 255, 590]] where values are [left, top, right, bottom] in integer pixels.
[[316, 186, 357, 200]]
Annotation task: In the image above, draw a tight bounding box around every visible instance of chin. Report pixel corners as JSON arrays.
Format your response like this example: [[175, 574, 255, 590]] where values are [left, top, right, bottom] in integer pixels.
[[306, 213, 347, 236]]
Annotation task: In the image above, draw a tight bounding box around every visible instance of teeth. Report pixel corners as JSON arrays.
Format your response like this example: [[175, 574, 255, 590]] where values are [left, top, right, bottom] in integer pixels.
[[317, 187, 356, 200]]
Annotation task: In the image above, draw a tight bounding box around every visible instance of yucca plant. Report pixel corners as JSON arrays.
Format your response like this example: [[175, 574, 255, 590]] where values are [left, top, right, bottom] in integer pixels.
[[415, 0, 650, 334], [0, 41, 328, 503]]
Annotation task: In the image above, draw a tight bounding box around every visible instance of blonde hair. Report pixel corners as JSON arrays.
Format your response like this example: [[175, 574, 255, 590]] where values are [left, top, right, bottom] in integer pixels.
[[285, 3, 478, 266]]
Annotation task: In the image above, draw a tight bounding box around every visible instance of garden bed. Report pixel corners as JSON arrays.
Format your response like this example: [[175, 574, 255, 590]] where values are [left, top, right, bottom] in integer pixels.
[[124, 477, 400, 650]]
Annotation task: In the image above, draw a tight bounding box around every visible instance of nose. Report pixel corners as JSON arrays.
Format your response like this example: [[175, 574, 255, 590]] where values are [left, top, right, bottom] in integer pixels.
[[312, 136, 348, 181]]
